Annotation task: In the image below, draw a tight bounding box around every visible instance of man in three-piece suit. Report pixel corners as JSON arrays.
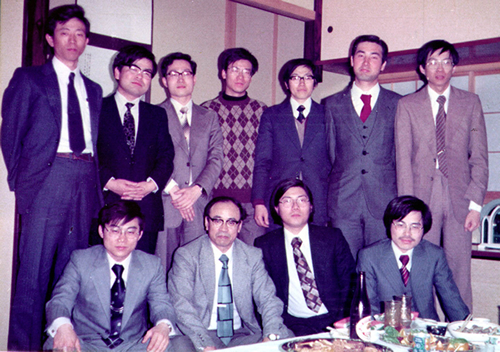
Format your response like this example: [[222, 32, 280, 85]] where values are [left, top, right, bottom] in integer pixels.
[[168, 196, 291, 351], [252, 58, 331, 230], [395, 40, 488, 309], [324, 35, 401, 259], [1, 5, 102, 350], [157, 52, 223, 271], [45, 201, 187, 352], [255, 179, 355, 336], [97, 45, 174, 254], [357, 196, 469, 322]]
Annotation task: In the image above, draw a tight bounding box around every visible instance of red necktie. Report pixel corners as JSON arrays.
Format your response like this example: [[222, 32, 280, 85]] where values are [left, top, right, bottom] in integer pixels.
[[399, 255, 410, 286], [360, 94, 371, 123]]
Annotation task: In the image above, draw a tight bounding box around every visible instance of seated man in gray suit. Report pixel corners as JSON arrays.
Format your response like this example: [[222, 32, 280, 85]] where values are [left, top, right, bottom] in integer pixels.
[[168, 196, 291, 351], [45, 201, 186, 351], [357, 196, 469, 322]]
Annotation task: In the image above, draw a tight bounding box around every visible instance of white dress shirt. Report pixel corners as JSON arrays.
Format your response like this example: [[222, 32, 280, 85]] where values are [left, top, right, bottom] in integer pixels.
[[290, 97, 312, 119], [351, 82, 381, 117], [391, 241, 414, 272]]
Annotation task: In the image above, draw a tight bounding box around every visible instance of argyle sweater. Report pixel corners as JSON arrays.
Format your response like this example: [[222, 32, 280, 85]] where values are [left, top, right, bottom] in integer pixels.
[[202, 92, 267, 202]]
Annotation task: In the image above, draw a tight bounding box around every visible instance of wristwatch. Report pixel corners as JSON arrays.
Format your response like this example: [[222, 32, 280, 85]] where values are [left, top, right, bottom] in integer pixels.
[[267, 333, 280, 341]]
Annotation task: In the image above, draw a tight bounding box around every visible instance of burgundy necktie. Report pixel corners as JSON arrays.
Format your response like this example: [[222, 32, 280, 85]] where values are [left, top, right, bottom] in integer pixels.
[[360, 94, 371, 123], [436, 95, 448, 177], [400, 255, 410, 286], [123, 103, 135, 156]]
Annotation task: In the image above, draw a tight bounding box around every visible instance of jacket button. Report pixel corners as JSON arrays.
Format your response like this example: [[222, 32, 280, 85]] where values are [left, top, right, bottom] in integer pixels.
[[185, 181, 189, 184], [300, 157, 305, 161], [362, 135, 367, 139], [430, 177, 434, 181], [187, 162, 190, 166], [362, 151, 368, 155], [363, 125, 368, 129], [48, 162, 52, 166], [361, 169, 367, 174]]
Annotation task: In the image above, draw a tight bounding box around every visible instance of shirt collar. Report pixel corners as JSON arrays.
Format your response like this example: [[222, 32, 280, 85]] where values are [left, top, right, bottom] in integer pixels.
[[170, 98, 193, 115], [115, 91, 141, 106], [106, 250, 133, 270], [284, 223, 309, 244], [52, 56, 80, 77], [210, 240, 234, 262], [427, 84, 451, 102], [351, 82, 380, 102], [290, 97, 312, 118], [391, 241, 414, 261]]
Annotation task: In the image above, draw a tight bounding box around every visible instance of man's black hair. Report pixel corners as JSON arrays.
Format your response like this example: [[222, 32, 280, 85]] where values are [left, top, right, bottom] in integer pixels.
[[203, 196, 247, 232], [46, 4, 90, 37], [160, 52, 197, 77], [113, 45, 158, 78], [98, 200, 145, 231], [269, 178, 314, 226], [278, 58, 319, 95], [383, 195, 432, 238], [217, 47, 259, 79], [349, 34, 389, 64], [416, 39, 459, 83]]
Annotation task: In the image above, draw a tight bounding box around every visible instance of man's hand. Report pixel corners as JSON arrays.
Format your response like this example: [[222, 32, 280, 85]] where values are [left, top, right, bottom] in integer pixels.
[[53, 323, 81, 352], [142, 323, 170, 352], [203, 347, 216, 351], [179, 205, 196, 221], [171, 185, 202, 210], [105, 178, 141, 199], [254, 204, 269, 228], [464, 209, 481, 232], [122, 180, 156, 201], [262, 337, 271, 343]]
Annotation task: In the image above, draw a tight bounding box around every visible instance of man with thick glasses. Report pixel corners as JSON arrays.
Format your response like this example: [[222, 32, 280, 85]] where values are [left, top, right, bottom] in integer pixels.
[[168, 196, 291, 351], [255, 179, 355, 336], [157, 52, 223, 271], [252, 58, 331, 231], [45, 200, 190, 351], [97, 45, 174, 255], [202, 48, 267, 246], [357, 196, 469, 321], [395, 40, 488, 310], [323, 35, 401, 260]]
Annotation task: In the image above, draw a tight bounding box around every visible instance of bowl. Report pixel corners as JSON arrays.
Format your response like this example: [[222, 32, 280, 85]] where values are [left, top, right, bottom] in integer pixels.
[[448, 320, 500, 343]]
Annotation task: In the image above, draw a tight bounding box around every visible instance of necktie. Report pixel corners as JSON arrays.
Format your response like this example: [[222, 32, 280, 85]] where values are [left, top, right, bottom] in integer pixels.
[[123, 103, 135, 156], [217, 254, 233, 345], [360, 94, 372, 123], [67, 72, 85, 155], [180, 107, 190, 145], [436, 95, 448, 177], [104, 264, 125, 348], [400, 255, 410, 286], [297, 105, 306, 123], [291, 237, 323, 313]]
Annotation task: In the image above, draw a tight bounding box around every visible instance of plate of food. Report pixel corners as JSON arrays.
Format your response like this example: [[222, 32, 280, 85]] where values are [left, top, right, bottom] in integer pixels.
[[280, 337, 393, 352], [448, 321, 500, 343]]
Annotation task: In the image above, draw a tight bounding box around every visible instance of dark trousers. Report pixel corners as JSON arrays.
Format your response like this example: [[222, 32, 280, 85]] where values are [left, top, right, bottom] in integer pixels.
[[283, 311, 336, 337], [8, 157, 99, 351]]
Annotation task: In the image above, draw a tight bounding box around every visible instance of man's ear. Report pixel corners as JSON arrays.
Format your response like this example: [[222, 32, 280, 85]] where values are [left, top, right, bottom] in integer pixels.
[[45, 34, 55, 48], [98, 225, 104, 239]]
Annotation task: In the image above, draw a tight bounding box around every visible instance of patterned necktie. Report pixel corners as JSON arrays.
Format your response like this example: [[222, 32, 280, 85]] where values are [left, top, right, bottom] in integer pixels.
[[67, 72, 85, 155], [217, 254, 233, 345], [180, 107, 190, 145], [297, 105, 306, 123], [105, 264, 125, 348], [400, 255, 410, 286], [123, 103, 135, 156], [291, 237, 323, 313], [360, 94, 372, 123], [436, 95, 448, 177]]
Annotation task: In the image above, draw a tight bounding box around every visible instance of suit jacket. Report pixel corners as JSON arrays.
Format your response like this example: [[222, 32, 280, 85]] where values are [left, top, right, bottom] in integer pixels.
[[395, 86, 488, 223], [46, 245, 176, 350], [158, 100, 223, 228], [252, 99, 331, 225], [324, 85, 401, 220], [1, 62, 102, 214], [168, 236, 290, 350], [357, 239, 469, 321], [254, 225, 356, 322], [97, 96, 174, 232]]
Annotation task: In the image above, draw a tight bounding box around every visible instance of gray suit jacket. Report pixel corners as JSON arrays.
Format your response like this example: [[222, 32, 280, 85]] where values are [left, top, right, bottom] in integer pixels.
[[357, 239, 469, 321], [395, 86, 488, 223], [168, 236, 289, 350], [46, 245, 176, 350], [158, 100, 223, 228], [324, 85, 401, 221]]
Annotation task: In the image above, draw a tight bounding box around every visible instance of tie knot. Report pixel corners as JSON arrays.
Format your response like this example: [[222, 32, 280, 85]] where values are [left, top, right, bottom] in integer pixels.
[[400, 255, 409, 267], [125, 102, 134, 111], [180, 107, 188, 114], [361, 94, 371, 105], [291, 237, 302, 249], [69, 72, 75, 82], [219, 254, 229, 267], [297, 105, 305, 113], [437, 95, 446, 105], [112, 264, 124, 278]]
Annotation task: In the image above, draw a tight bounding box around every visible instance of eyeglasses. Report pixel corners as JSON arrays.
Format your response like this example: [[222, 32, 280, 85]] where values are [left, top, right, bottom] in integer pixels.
[[207, 216, 241, 228], [105, 225, 141, 238], [392, 221, 423, 234], [228, 66, 252, 77], [166, 70, 193, 79], [279, 196, 310, 208], [426, 59, 454, 69], [289, 75, 315, 83], [128, 64, 153, 79]]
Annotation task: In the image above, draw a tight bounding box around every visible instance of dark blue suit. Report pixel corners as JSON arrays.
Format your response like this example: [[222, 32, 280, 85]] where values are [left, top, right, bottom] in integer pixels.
[[252, 99, 331, 225], [254, 225, 355, 335], [1, 62, 102, 350]]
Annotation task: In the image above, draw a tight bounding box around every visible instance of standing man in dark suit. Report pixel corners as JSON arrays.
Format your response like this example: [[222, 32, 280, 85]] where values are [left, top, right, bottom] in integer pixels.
[[157, 52, 223, 271], [1, 5, 102, 350], [255, 179, 355, 336], [168, 196, 291, 351], [395, 40, 488, 309], [45, 201, 188, 351], [97, 45, 174, 254], [324, 35, 401, 259], [252, 58, 331, 230], [357, 196, 469, 322]]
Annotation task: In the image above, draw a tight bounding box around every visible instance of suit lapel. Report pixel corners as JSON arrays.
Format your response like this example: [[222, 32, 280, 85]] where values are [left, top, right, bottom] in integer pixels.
[[134, 101, 150, 158], [379, 240, 405, 293], [231, 241, 249, 315], [121, 251, 142, 328], [409, 242, 427, 313], [90, 247, 112, 323], [83, 74, 100, 147], [200, 237, 216, 311], [281, 101, 302, 151], [271, 230, 289, 299], [162, 100, 189, 155], [338, 88, 364, 144], [189, 104, 208, 156], [106, 96, 132, 156], [43, 63, 62, 132], [302, 102, 322, 151], [446, 86, 466, 143]]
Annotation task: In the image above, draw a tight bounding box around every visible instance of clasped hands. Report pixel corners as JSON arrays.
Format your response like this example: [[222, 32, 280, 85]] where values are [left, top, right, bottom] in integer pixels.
[[106, 179, 156, 201], [170, 185, 202, 221]]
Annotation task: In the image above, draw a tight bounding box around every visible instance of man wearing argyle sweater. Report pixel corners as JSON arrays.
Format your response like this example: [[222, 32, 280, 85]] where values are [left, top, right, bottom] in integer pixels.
[[202, 48, 267, 245]]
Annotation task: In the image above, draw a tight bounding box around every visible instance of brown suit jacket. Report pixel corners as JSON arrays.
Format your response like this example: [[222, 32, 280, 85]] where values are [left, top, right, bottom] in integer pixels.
[[395, 85, 488, 223]]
